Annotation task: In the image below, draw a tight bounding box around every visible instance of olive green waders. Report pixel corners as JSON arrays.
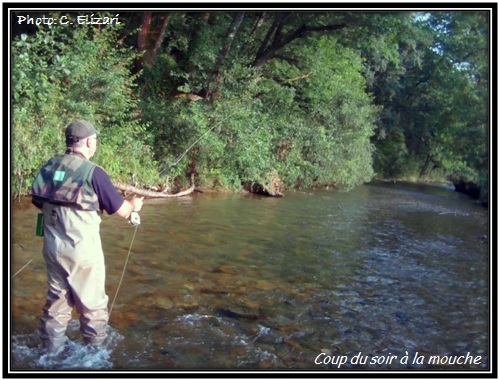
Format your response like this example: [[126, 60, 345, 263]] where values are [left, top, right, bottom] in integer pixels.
[[39, 202, 109, 350]]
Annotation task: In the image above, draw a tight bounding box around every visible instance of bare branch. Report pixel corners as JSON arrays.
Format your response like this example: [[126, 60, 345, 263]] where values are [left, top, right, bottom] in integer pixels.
[[254, 19, 348, 68]]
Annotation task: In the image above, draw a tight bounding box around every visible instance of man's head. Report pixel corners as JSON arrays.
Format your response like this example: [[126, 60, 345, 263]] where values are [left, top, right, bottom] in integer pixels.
[[65, 120, 98, 159]]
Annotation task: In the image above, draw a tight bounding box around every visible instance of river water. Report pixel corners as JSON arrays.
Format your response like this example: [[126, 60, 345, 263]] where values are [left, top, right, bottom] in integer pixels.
[[9, 182, 491, 373]]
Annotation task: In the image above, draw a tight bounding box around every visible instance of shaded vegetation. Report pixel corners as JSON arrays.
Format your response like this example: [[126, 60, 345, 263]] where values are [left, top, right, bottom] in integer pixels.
[[11, 10, 490, 204]]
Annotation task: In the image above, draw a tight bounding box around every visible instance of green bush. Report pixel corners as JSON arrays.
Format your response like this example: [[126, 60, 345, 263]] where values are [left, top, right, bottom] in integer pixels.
[[139, 34, 378, 192], [12, 20, 159, 196]]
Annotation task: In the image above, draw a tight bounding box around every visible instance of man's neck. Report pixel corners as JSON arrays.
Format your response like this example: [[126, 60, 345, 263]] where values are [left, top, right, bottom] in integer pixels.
[[66, 148, 89, 160]]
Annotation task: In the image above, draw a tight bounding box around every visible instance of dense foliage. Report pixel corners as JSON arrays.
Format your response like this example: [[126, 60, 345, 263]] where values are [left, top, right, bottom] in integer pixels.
[[11, 10, 490, 203], [12, 19, 158, 195]]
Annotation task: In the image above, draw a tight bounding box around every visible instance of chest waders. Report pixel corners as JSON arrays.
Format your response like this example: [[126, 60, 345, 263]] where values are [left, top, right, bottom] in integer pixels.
[[39, 202, 109, 350], [31, 153, 108, 350]]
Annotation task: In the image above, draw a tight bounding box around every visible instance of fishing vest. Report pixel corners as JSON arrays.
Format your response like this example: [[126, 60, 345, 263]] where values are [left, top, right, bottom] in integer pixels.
[[31, 153, 100, 211]]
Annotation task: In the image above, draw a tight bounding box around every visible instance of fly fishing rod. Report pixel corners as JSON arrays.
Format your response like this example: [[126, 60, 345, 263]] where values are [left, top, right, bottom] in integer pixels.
[[109, 111, 240, 316], [106, 117, 224, 316], [156, 111, 237, 177]]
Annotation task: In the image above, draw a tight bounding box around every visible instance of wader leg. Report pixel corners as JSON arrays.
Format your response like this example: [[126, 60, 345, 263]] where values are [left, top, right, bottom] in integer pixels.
[[39, 260, 75, 351], [69, 242, 109, 346]]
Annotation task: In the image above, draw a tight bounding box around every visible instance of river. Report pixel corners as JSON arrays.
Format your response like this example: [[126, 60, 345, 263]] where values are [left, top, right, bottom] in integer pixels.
[[9, 181, 490, 373]]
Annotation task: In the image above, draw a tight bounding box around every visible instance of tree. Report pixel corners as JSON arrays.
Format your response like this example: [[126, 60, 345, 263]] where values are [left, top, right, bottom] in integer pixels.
[[136, 12, 171, 70], [11, 17, 159, 196], [363, 11, 488, 201], [10, 10, 490, 200]]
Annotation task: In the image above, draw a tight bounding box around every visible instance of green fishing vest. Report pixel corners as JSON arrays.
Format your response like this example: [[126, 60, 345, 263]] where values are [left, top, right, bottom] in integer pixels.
[[31, 154, 100, 211]]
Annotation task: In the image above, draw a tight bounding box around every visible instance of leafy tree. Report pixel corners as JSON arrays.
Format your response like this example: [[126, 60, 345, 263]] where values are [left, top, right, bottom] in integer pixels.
[[425, 11, 489, 201], [10, 10, 490, 202], [11, 15, 159, 195], [360, 11, 489, 202]]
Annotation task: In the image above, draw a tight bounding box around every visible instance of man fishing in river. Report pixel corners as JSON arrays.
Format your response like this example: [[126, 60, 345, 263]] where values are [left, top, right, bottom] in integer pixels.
[[30, 120, 144, 352]]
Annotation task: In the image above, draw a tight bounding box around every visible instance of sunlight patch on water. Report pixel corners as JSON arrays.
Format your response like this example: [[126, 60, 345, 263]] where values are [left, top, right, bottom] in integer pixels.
[[174, 313, 219, 326]]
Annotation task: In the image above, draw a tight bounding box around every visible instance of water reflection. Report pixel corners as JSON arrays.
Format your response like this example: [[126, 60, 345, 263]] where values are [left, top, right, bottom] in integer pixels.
[[10, 183, 490, 370]]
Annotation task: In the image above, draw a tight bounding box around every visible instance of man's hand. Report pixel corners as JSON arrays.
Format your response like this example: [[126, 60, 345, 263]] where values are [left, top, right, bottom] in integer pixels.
[[131, 196, 144, 212], [115, 196, 144, 219]]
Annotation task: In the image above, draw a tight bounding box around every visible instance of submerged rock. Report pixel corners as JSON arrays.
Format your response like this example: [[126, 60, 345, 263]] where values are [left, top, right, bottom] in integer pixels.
[[214, 298, 261, 320]]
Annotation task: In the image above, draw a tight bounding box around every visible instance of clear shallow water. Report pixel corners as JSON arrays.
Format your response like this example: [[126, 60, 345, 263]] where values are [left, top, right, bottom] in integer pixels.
[[10, 182, 490, 372]]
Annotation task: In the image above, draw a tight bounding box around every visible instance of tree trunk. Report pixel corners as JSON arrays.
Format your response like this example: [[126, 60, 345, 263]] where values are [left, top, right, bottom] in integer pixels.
[[145, 13, 171, 67], [206, 12, 245, 101], [136, 12, 153, 71], [219, 12, 245, 60], [251, 12, 267, 35], [114, 174, 196, 198], [418, 154, 432, 179]]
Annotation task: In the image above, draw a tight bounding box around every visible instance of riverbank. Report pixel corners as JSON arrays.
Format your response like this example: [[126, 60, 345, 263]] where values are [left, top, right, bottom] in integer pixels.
[[10, 175, 487, 208], [373, 175, 488, 207]]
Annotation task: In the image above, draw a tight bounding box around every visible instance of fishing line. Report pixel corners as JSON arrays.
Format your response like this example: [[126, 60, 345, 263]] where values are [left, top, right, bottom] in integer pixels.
[[109, 224, 139, 318], [108, 106, 270, 314], [11, 259, 33, 278], [156, 112, 238, 178]]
